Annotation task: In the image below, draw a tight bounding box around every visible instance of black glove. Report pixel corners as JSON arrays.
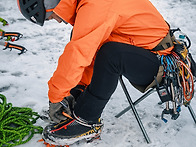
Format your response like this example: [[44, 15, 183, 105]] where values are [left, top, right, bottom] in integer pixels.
[[49, 95, 75, 123]]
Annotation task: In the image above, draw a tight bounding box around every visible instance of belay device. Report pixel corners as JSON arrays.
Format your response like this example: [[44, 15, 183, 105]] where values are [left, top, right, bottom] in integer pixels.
[[156, 28, 196, 123], [0, 17, 27, 55]]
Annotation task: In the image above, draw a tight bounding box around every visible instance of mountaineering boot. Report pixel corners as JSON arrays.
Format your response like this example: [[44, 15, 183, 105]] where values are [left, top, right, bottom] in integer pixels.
[[42, 112, 103, 146]]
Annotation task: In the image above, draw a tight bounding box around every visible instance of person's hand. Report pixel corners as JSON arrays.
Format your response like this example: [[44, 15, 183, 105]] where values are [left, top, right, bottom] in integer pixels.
[[47, 12, 68, 24], [49, 95, 75, 123]]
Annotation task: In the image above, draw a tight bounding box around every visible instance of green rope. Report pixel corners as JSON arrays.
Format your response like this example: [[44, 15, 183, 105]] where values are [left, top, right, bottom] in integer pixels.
[[0, 94, 43, 147]]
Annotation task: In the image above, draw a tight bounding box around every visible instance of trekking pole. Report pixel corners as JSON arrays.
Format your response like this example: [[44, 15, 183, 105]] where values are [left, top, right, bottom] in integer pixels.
[[0, 40, 27, 55]]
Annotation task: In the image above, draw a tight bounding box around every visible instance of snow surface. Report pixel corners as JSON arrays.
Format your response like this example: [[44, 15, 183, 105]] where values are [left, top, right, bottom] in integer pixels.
[[0, 0, 196, 147]]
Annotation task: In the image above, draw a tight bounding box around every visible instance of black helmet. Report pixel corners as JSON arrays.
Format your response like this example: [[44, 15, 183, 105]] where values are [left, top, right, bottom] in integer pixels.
[[17, 0, 46, 26], [17, 0, 60, 26]]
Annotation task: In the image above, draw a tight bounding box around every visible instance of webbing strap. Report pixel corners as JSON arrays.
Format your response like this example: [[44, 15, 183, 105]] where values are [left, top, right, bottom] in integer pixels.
[[152, 31, 174, 51]]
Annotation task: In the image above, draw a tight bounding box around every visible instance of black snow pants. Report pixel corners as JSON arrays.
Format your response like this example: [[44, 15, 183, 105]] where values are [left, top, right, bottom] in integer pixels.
[[74, 42, 160, 122]]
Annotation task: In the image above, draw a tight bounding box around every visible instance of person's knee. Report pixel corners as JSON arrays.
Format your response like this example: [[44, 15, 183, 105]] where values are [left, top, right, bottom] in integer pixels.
[[95, 42, 123, 74]]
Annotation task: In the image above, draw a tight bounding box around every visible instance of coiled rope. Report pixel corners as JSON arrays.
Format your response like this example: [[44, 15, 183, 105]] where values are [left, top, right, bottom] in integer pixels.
[[0, 94, 43, 146]]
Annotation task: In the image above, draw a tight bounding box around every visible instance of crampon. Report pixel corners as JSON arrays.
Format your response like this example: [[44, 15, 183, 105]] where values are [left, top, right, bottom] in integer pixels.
[[38, 133, 101, 147], [38, 139, 69, 147], [0, 18, 27, 55]]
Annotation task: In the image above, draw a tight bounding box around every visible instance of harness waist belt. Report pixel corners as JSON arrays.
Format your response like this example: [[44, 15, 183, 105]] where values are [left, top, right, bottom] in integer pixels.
[[152, 31, 174, 51]]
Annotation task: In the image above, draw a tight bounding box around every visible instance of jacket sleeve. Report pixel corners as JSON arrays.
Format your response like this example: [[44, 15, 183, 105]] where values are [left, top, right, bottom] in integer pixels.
[[48, 1, 117, 103]]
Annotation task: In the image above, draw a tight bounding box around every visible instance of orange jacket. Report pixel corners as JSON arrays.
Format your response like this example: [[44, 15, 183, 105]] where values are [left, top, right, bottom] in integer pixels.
[[48, 0, 171, 103]]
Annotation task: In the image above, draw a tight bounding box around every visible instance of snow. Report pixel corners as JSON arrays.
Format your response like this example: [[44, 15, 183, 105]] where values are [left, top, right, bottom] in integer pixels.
[[0, 0, 196, 147]]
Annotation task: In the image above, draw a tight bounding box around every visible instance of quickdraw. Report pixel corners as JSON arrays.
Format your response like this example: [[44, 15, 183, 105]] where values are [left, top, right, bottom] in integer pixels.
[[156, 28, 195, 123]]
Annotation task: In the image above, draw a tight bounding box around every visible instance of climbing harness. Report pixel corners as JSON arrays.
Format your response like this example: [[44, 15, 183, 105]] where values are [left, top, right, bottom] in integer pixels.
[[155, 28, 196, 123], [0, 18, 27, 55], [0, 94, 43, 146]]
